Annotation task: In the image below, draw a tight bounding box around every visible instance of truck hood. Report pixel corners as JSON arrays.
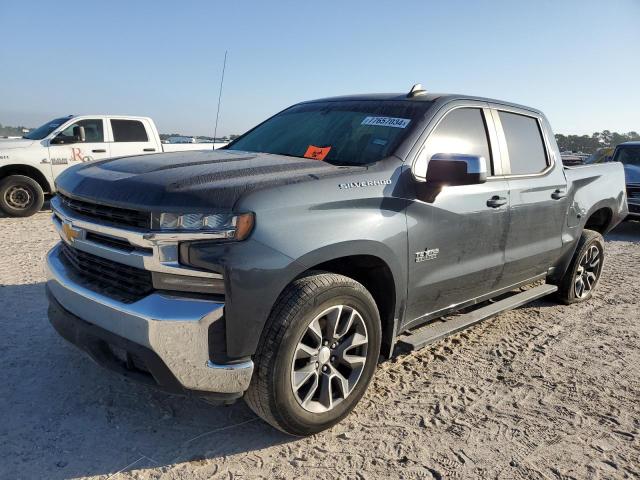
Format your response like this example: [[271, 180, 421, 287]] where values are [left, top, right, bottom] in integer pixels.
[[0, 138, 37, 150], [55, 149, 365, 212]]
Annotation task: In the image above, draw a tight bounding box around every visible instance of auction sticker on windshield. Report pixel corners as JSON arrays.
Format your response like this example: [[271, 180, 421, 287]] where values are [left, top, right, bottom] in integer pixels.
[[361, 116, 411, 128], [304, 145, 332, 160]]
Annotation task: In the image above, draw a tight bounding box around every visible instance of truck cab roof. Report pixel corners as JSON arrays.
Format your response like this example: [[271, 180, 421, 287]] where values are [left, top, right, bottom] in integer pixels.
[[302, 92, 544, 116]]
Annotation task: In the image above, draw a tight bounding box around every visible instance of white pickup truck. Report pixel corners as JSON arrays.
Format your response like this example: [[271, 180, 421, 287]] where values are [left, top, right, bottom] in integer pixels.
[[0, 115, 226, 217]]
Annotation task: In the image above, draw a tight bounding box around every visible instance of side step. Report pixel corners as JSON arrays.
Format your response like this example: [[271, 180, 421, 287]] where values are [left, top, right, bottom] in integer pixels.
[[397, 284, 558, 351]]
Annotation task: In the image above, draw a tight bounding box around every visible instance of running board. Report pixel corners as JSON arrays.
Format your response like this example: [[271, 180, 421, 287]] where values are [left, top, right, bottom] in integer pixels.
[[397, 284, 558, 351]]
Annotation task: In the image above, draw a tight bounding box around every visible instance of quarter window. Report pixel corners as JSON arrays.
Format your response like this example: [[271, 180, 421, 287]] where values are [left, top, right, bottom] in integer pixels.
[[415, 108, 492, 178], [498, 111, 548, 175], [111, 120, 148, 142]]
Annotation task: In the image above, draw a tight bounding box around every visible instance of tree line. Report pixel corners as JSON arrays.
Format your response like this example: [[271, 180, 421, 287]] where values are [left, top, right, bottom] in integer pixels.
[[555, 131, 639, 154]]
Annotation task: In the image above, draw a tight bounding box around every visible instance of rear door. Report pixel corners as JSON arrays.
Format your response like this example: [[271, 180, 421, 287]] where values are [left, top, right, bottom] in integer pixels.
[[107, 118, 159, 157], [47, 118, 110, 181], [490, 106, 568, 284], [405, 103, 511, 325]]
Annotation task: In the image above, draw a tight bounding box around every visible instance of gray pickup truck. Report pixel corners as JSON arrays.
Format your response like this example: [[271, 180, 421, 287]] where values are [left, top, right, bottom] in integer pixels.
[[45, 86, 628, 435]]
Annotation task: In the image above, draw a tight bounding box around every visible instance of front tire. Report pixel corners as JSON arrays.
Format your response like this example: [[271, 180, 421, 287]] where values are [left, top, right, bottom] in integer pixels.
[[0, 175, 45, 217], [555, 229, 605, 304], [245, 272, 381, 436]]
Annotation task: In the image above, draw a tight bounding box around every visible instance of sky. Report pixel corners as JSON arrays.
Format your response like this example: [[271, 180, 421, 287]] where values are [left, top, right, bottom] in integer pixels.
[[0, 0, 638, 137]]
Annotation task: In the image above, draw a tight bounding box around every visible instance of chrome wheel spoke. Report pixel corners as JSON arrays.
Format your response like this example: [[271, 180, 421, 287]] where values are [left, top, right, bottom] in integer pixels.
[[330, 366, 351, 397], [295, 342, 317, 360], [319, 373, 334, 410], [307, 318, 323, 343], [300, 374, 320, 408], [293, 364, 317, 390], [574, 244, 602, 298], [324, 305, 343, 340], [343, 353, 366, 368]]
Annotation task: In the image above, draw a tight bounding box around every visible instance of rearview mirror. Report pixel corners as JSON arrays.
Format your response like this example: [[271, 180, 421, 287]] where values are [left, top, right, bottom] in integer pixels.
[[425, 153, 487, 186]]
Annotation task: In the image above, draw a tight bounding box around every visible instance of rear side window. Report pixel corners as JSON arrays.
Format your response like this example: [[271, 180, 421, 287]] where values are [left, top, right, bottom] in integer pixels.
[[499, 111, 548, 175], [415, 107, 492, 178], [111, 120, 148, 142]]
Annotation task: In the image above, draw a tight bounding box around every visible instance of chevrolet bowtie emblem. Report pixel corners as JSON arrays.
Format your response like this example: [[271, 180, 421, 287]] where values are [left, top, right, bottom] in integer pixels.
[[62, 221, 81, 244]]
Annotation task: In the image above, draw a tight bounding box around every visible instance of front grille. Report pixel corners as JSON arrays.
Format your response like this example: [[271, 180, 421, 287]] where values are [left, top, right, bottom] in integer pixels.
[[58, 193, 150, 229], [59, 242, 153, 303], [627, 186, 640, 200]]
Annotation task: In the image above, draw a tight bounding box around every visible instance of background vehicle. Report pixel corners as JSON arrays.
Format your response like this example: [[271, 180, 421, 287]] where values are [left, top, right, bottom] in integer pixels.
[[607, 142, 640, 219], [0, 115, 226, 217], [45, 88, 627, 436]]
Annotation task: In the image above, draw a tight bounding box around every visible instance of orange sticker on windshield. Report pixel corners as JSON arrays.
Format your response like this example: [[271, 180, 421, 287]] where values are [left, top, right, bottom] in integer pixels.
[[304, 145, 331, 161]]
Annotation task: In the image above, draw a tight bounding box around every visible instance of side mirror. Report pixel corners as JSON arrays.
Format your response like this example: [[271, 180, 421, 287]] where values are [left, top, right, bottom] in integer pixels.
[[73, 125, 86, 143], [425, 153, 487, 186]]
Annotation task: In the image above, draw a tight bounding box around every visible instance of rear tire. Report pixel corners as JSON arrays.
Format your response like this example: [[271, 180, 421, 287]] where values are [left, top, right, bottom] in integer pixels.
[[0, 175, 45, 217], [245, 272, 381, 436], [555, 229, 605, 304]]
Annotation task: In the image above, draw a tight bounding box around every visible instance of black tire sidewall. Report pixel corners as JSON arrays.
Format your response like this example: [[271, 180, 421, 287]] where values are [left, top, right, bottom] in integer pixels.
[[0, 175, 44, 217], [271, 285, 381, 435]]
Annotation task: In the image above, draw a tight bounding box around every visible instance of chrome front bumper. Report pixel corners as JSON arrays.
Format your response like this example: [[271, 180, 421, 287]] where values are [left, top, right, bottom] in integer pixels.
[[46, 244, 254, 394]]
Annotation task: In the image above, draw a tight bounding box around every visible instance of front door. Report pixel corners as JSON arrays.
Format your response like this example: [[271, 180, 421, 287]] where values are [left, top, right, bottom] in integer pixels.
[[48, 118, 110, 181], [405, 105, 511, 326]]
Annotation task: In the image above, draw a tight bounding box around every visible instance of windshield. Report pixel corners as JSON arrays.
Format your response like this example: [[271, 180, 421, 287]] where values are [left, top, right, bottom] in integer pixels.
[[226, 100, 432, 165], [23, 117, 71, 140], [613, 146, 640, 184], [613, 146, 640, 166]]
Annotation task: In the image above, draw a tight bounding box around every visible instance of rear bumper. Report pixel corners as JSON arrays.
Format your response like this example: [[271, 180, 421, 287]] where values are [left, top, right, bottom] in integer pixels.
[[45, 244, 253, 397]]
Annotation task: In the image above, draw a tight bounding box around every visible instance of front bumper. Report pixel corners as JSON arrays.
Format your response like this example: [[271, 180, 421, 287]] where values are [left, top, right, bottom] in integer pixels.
[[627, 199, 640, 218], [46, 244, 254, 397]]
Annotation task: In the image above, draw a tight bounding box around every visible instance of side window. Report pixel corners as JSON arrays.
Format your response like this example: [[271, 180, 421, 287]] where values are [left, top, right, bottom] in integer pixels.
[[111, 120, 149, 142], [498, 111, 548, 175], [58, 119, 104, 143], [415, 108, 492, 178]]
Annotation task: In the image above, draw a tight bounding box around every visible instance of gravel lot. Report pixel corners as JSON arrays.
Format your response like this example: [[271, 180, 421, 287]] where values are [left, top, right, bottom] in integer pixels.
[[1, 209, 639, 480]]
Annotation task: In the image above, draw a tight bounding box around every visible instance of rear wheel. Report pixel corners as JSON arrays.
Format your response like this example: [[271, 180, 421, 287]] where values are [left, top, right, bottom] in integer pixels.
[[0, 175, 45, 217], [245, 272, 381, 436], [555, 229, 605, 304]]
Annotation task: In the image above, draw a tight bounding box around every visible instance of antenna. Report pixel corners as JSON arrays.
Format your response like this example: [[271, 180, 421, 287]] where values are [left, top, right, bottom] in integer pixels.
[[213, 50, 228, 144], [407, 83, 427, 97]]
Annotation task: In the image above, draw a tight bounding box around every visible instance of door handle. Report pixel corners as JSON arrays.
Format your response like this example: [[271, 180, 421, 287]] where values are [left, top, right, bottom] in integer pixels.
[[92, 149, 106, 153], [551, 189, 567, 200], [486, 196, 507, 208], [143, 148, 156, 152]]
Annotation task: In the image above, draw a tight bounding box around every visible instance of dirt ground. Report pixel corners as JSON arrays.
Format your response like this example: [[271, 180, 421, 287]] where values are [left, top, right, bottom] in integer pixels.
[[1, 209, 639, 480]]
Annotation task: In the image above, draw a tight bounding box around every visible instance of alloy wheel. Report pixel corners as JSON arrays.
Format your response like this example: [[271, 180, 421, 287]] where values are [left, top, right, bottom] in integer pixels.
[[574, 244, 602, 298], [290, 305, 369, 413]]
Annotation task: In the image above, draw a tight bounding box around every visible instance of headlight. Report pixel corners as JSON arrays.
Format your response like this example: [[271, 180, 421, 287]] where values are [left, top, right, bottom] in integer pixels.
[[152, 212, 254, 241]]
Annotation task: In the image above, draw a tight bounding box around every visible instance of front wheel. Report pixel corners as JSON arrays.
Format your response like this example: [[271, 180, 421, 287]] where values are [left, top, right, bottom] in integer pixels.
[[555, 229, 605, 304], [245, 272, 381, 436], [0, 175, 45, 217]]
